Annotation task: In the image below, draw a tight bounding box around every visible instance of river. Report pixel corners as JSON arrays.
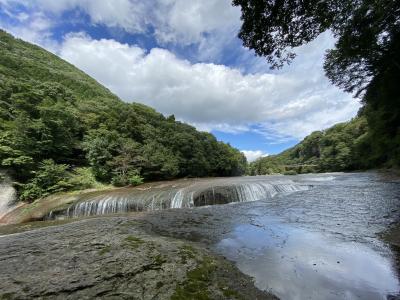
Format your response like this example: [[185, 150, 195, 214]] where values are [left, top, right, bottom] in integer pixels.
[[140, 172, 400, 299], [0, 172, 399, 299]]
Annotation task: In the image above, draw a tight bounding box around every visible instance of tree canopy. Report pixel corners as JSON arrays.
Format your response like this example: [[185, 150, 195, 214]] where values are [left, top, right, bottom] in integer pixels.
[[234, 0, 400, 167], [0, 30, 247, 201], [248, 116, 369, 175]]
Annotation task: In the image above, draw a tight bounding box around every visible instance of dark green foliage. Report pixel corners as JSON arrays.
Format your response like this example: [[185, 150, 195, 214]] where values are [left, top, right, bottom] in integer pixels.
[[20, 159, 72, 201], [283, 170, 297, 176], [82, 128, 120, 180], [67, 167, 101, 190], [0, 30, 246, 201], [249, 116, 369, 175], [0, 79, 82, 182], [128, 174, 144, 186], [360, 34, 400, 168], [141, 141, 180, 180], [232, 0, 356, 68], [234, 0, 400, 168]]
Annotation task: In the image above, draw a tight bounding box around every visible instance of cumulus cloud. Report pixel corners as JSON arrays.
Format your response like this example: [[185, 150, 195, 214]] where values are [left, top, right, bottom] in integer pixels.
[[0, 0, 247, 67], [0, 0, 361, 144], [0, 0, 148, 33], [59, 33, 360, 140], [0, 4, 58, 52], [241, 150, 268, 162], [152, 0, 240, 46], [1, 0, 240, 48]]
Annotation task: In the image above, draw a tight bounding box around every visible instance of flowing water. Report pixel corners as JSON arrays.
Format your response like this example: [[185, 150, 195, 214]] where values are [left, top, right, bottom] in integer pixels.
[[133, 172, 400, 299], [47, 176, 310, 219], [0, 178, 16, 220], [213, 173, 400, 299], [2, 172, 400, 299]]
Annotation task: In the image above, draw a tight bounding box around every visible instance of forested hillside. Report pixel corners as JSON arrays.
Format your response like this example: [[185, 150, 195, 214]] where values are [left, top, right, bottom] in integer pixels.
[[248, 116, 371, 175], [0, 30, 246, 201], [235, 0, 400, 175]]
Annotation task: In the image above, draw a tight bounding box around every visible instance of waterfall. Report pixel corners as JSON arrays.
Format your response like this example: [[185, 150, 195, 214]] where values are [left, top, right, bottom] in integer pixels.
[[0, 178, 17, 220], [48, 178, 310, 220]]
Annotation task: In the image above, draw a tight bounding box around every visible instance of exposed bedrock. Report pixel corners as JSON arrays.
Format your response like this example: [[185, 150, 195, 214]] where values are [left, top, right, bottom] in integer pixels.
[[0, 216, 276, 300], [47, 178, 310, 220]]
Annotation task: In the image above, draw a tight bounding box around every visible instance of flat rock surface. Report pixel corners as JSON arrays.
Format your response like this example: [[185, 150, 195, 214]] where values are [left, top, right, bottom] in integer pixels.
[[0, 216, 276, 299]]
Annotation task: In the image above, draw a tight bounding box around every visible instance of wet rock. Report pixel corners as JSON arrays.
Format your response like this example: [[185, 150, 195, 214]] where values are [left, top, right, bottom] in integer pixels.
[[0, 217, 276, 299]]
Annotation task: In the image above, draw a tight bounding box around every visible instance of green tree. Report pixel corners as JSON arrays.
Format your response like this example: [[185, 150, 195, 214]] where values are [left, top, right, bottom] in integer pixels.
[[141, 141, 180, 180], [82, 128, 120, 180], [0, 81, 80, 180], [249, 116, 368, 174], [21, 159, 72, 201], [233, 0, 400, 167], [109, 139, 143, 186], [0, 30, 248, 202]]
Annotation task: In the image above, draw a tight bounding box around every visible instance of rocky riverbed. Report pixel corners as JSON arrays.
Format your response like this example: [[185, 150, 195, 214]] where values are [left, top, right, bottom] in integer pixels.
[[1, 172, 400, 299], [0, 215, 276, 299]]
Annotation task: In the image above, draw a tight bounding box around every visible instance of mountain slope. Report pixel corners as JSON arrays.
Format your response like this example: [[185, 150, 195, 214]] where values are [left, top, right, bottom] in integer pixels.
[[248, 116, 369, 175], [0, 30, 246, 201]]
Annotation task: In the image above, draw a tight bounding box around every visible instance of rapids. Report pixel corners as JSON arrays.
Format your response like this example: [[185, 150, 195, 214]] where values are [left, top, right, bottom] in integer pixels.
[[48, 176, 310, 219], [1, 172, 400, 300], [0, 176, 16, 220]]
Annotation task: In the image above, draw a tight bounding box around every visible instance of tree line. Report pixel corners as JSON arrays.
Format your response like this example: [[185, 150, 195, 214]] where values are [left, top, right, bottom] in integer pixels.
[[0, 30, 246, 201], [248, 116, 370, 175], [234, 0, 400, 170]]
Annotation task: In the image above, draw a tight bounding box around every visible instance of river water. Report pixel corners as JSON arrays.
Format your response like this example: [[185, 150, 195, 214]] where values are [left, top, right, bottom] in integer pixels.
[[136, 172, 400, 299], [1, 172, 400, 299], [213, 173, 400, 299], [0, 179, 16, 220]]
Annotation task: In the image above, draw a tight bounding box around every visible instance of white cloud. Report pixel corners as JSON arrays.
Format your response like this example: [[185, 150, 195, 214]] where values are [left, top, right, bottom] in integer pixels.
[[241, 150, 268, 162], [152, 0, 240, 46], [0, 0, 148, 33], [0, 9, 59, 52], [59, 33, 360, 140], [38, 0, 149, 33], [3, 0, 240, 48], [0, 1, 361, 144], [0, 0, 256, 66]]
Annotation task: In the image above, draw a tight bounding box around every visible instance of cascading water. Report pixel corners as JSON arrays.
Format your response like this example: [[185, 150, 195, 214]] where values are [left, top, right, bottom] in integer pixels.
[[0, 177, 17, 221], [48, 178, 310, 220]]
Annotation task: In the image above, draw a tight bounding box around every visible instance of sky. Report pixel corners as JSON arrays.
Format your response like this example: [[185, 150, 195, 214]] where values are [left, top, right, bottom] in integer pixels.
[[0, 0, 361, 161]]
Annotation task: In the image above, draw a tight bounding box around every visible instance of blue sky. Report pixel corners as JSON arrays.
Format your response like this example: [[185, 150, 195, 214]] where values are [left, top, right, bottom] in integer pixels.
[[0, 0, 361, 161]]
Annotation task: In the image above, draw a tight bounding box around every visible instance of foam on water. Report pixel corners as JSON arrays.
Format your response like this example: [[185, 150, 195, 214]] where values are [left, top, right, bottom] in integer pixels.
[[49, 178, 310, 219], [306, 176, 336, 182], [0, 180, 16, 220]]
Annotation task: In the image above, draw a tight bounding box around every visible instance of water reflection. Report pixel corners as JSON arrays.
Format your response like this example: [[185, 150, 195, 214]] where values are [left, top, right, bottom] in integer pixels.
[[217, 216, 400, 300]]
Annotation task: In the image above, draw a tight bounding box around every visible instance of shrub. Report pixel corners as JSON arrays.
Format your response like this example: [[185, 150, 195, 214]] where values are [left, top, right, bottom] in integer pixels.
[[283, 170, 297, 175], [20, 159, 72, 201], [68, 167, 99, 190], [111, 174, 128, 187], [129, 174, 144, 186], [300, 165, 317, 174], [111, 170, 144, 187]]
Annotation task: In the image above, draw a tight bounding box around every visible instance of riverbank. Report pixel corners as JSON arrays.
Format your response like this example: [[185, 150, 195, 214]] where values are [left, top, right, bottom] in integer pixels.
[[0, 178, 194, 224], [0, 215, 276, 300], [384, 226, 400, 248], [2, 170, 397, 226], [1, 172, 399, 299], [0, 175, 309, 225]]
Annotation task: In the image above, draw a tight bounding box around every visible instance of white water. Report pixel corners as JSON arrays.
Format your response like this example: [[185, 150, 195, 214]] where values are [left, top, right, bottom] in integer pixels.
[[305, 176, 336, 182], [0, 181, 16, 220], [51, 179, 310, 219]]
